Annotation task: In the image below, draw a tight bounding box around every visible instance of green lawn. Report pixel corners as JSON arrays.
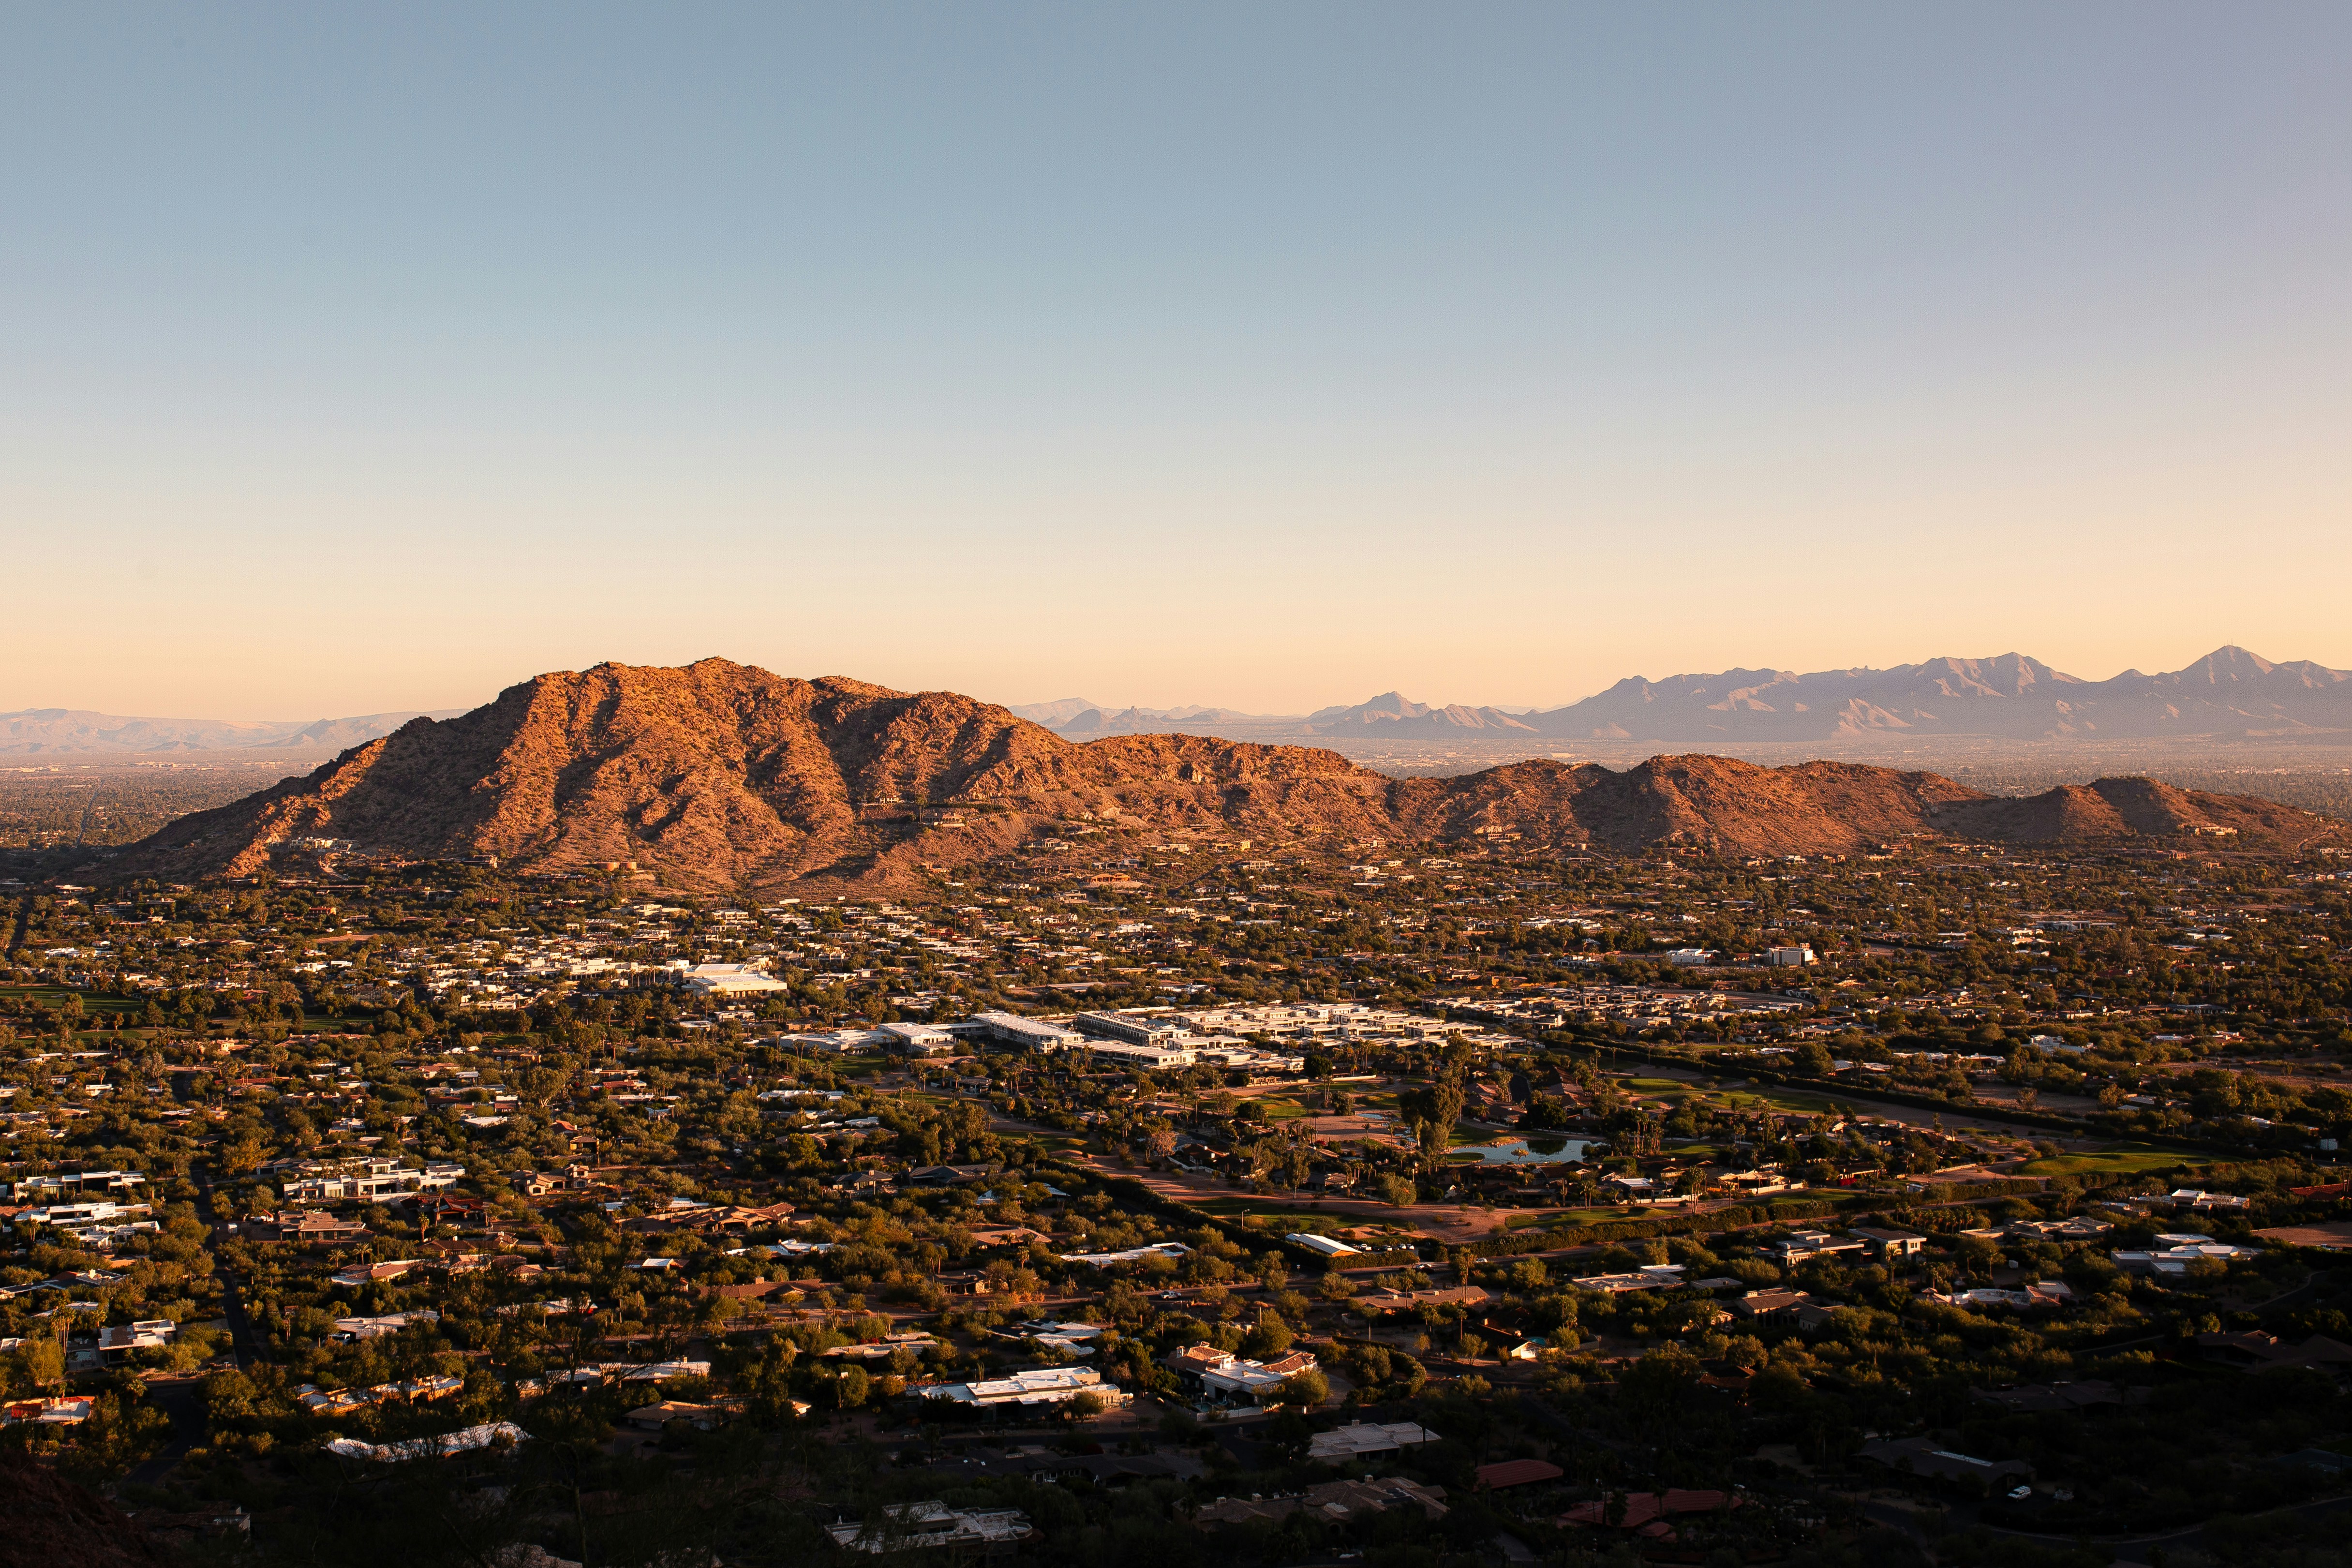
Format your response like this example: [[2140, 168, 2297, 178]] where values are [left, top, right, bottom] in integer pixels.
[[1184, 1196, 1405, 1232], [1709, 1087, 1844, 1114], [1503, 1208, 1629, 1230], [2017, 1143, 2205, 1177]]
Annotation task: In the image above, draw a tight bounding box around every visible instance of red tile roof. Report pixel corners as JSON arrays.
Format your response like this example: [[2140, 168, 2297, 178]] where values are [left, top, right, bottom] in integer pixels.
[[1474, 1459, 1563, 1490]]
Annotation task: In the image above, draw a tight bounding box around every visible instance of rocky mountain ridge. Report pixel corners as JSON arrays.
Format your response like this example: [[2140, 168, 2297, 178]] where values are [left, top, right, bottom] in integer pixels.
[[89, 660, 2341, 891]]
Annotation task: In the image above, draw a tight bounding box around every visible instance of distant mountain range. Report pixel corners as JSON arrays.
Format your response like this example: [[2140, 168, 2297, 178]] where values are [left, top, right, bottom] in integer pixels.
[[0, 708, 468, 756], [1012, 646, 2352, 743], [86, 659, 2343, 890]]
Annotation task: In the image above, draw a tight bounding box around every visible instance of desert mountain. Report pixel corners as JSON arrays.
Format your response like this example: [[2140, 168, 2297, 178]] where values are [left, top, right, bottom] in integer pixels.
[[1303, 691, 1544, 737], [1012, 646, 2352, 744], [0, 706, 468, 755], [1032, 702, 1279, 736], [1534, 646, 2352, 742], [91, 660, 2340, 891], [1006, 697, 1109, 727]]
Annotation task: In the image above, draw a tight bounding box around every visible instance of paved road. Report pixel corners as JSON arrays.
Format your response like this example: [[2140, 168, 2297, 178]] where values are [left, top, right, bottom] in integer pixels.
[[125, 1169, 259, 1489], [1859, 1484, 2352, 1566], [4, 891, 32, 958], [197, 1172, 263, 1368], [125, 1373, 203, 1488]]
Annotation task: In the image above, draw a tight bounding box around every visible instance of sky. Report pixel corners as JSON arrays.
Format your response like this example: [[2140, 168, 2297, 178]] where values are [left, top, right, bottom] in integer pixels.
[[5, 4, 2350, 720]]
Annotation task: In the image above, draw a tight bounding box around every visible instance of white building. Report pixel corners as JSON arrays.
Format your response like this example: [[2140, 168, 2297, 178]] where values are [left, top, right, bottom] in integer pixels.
[[1306, 1421, 1437, 1461], [828, 1502, 1035, 1553], [1074, 1010, 1185, 1047], [1083, 1040, 1197, 1071], [784, 1029, 894, 1056], [916, 1365, 1125, 1409], [682, 963, 789, 996], [972, 1011, 1087, 1052], [878, 1023, 956, 1056]]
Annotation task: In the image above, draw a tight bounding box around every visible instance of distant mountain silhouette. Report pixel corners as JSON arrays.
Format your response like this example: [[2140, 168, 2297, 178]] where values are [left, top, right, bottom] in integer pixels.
[[1303, 692, 1544, 737], [0, 707, 466, 755], [86, 659, 2342, 891], [1530, 646, 2352, 741], [1010, 647, 2352, 744]]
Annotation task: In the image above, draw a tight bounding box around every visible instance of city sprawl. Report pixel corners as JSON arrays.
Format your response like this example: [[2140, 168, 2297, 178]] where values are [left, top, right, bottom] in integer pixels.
[[4, 825, 2352, 1566]]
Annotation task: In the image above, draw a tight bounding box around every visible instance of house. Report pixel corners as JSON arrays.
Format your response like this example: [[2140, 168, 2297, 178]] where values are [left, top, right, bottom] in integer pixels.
[[1007, 1320, 1110, 1354], [827, 1502, 1035, 1554], [966, 1225, 1048, 1249], [970, 1012, 1087, 1052], [2159, 1189, 2252, 1213], [97, 1320, 175, 1362], [1285, 1233, 1361, 1258], [1850, 1227, 1926, 1262], [916, 1366, 1125, 1410], [1476, 1459, 1563, 1490], [330, 1259, 425, 1288], [1971, 1381, 2141, 1414], [330, 1311, 440, 1341], [1558, 1489, 1737, 1531], [2193, 1331, 2352, 1373], [2, 1397, 93, 1426], [11, 1170, 147, 1202], [1194, 1476, 1450, 1526], [1305, 1421, 1438, 1462], [877, 1023, 956, 1056], [625, 1400, 725, 1432], [1728, 1289, 1840, 1329], [1861, 1436, 2032, 1489], [1357, 1284, 1491, 1313], [682, 963, 789, 997], [282, 1159, 462, 1205], [905, 1164, 997, 1187], [1930, 1282, 2073, 1311], [1058, 1241, 1191, 1268], [412, 1191, 487, 1225], [423, 1239, 498, 1272], [1770, 1231, 1864, 1265], [2112, 1237, 2263, 1274], [821, 1331, 944, 1361], [1571, 1265, 1684, 1294], [1162, 1344, 1320, 1407], [242, 1210, 371, 1245]]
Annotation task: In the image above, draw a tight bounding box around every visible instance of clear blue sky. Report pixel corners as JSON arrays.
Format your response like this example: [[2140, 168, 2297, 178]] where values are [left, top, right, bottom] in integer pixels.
[[5, 4, 2349, 717]]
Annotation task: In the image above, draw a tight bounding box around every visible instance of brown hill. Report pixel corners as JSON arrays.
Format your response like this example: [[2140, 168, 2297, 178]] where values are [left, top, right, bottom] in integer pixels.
[[91, 660, 2344, 889], [0, 1453, 171, 1568]]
